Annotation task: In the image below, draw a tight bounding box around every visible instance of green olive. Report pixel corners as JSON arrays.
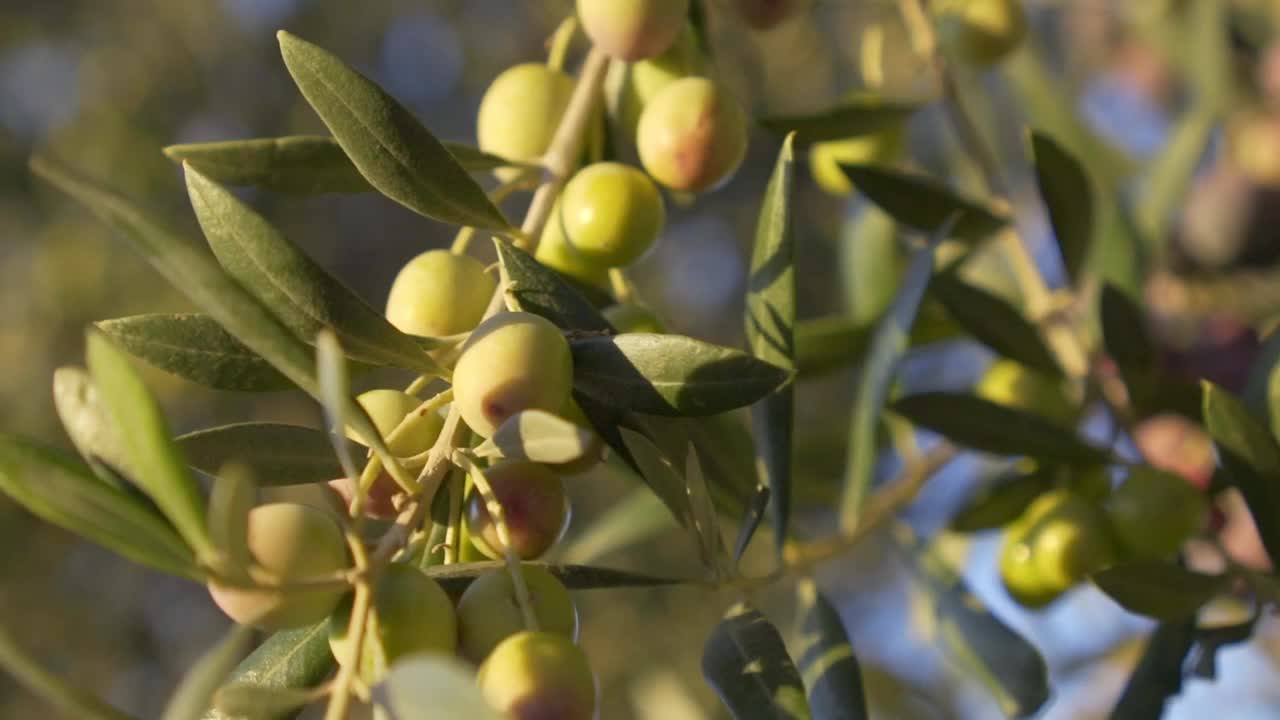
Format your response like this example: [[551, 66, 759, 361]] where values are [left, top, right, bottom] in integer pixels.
[[934, 0, 1027, 68], [207, 503, 349, 630], [808, 126, 906, 196], [998, 490, 1118, 608], [477, 631, 597, 720], [603, 302, 665, 334], [636, 77, 749, 193], [577, 0, 690, 61], [328, 564, 457, 681], [452, 312, 574, 438], [347, 388, 442, 458], [478, 64, 574, 179], [975, 359, 1078, 428], [536, 199, 613, 290], [456, 565, 578, 663], [385, 250, 496, 338], [604, 26, 702, 144], [1106, 466, 1208, 560], [559, 162, 665, 267], [465, 460, 569, 560]]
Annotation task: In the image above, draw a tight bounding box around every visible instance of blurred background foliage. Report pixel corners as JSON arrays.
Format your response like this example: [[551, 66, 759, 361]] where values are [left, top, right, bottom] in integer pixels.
[[6, 0, 1280, 718]]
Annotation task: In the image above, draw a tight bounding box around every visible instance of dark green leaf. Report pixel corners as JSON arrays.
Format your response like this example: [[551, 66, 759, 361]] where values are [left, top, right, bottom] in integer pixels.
[[164, 136, 524, 195], [0, 435, 197, 579], [702, 602, 812, 720], [794, 580, 867, 720], [423, 561, 688, 595], [839, 236, 939, 530], [87, 332, 212, 558], [794, 312, 960, 378], [495, 240, 614, 333], [684, 444, 732, 579], [950, 469, 1054, 533], [474, 409, 597, 465], [211, 686, 315, 719], [277, 32, 510, 231], [177, 424, 351, 487], [1109, 621, 1196, 720], [1202, 382, 1280, 566], [746, 135, 797, 550], [207, 465, 255, 577], [732, 484, 771, 566], [760, 97, 917, 143], [184, 167, 441, 373], [840, 204, 899, 326], [571, 334, 792, 416], [892, 392, 1110, 464], [682, 412, 763, 519], [96, 314, 294, 392], [1135, 109, 1215, 262], [1100, 284, 1155, 372], [1242, 325, 1280, 438], [203, 622, 333, 720], [1188, 616, 1257, 680], [838, 165, 1008, 242], [932, 273, 1059, 376], [1092, 563, 1227, 620], [1030, 131, 1094, 284], [162, 626, 254, 720]]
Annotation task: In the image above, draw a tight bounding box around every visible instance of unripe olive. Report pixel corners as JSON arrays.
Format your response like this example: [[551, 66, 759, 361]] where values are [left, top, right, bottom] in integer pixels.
[[998, 490, 1117, 608], [808, 127, 906, 196], [477, 631, 597, 720], [207, 503, 348, 630], [560, 162, 665, 267], [733, 0, 804, 30], [637, 77, 749, 193], [975, 359, 1078, 428], [1106, 466, 1208, 560], [477, 64, 574, 178], [604, 27, 702, 143], [934, 0, 1027, 68], [456, 565, 578, 663], [577, 0, 690, 61], [327, 474, 399, 519], [452, 312, 574, 438], [385, 250, 496, 338], [329, 564, 457, 680], [603, 302, 665, 334], [348, 389, 443, 457], [466, 460, 569, 560], [536, 199, 612, 290]]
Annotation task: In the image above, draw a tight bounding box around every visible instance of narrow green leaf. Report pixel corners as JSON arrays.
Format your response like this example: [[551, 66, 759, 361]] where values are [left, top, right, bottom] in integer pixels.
[[932, 273, 1060, 376], [685, 445, 732, 580], [423, 561, 688, 595], [87, 332, 212, 557], [571, 334, 792, 416], [96, 314, 294, 392], [1029, 131, 1094, 284], [315, 331, 362, 484], [1092, 563, 1227, 620], [203, 623, 334, 720], [794, 313, 960, 378], [746, 135, 797, 550], [1202, 382, 1280, 565], [164, 135, 524, 194], [794, 579, 867, 720], [0, 623, 136, 720], [702, 602, 812, 720], [759, 97, 917, 143], [1108, 621, 1196, 720], [1188, 617, 1257, 680], [177, 424, 352, 487], [495, 240, 614, 333], [620, 426, 696, 530], [184, 167, 441, 373], [732, 484, 771, 566], [1100, 285, 1156, 372], [211, 685, 316, 719], [950, 469, 1054, 533], [383, 655, 504, 720], [52, 366, 132, 484], [163, 627, 255, 720], [838, 165, 1009, 242], [276, 31, 510, 231], [559, 483, 677, 564], [840, 204, 899, 326], [0, 436, 197, 579], [839, 235, 939, 531], [892, 392, 1111, 464], [474, 409, 596, 465], [681, 412, 762, 520], [207, 465, 255, 577]]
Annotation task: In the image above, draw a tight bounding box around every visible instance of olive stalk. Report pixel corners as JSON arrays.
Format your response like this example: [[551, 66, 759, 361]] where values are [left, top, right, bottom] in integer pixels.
[[443, 468, 466, 564], [323, 531, 373, 720]]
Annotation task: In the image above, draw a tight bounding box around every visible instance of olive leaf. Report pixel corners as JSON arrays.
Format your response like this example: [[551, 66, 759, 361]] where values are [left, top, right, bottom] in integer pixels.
[[0, 435, 197, 579], [277, 31, 511, 232], [931, 273, 1060, 377], [1029, 130, 1094, 285], [95, 314, 294, 392], [184, 167, 443, 374], [745, 135, 797, 550], [570, 334, 792, 416], [1092, 563, 1228, 620], [794, 313, 960, 378], [620, 426, 697, 532], [1244, 325, 1280, 438], [177, 423, 353, 487], [164, 135, 525, 194], [759, 96, 918, 143], [211, 685, 316, 719], [162, 626, 255, 720], [203, 622, 333, 720], [949, 468, 1054, 533], [837, 165, 1008, 242], [1202, 382, 1280, 566], [732, 484, 771, 567], [473, 409, 597, 465], [381, 656, 503, 720], [892, 392, 1111, 464], [52, 366, 132, 485], [702, 602, 812, 720], [794, 579, 868, 720], [422, 561, 688, 595], [1109, 621, 1196, 720], [559, 483, 677, 564], [685, 445, 732, 580], [87, 331, 213, 558], [495, 239, 614, 334]]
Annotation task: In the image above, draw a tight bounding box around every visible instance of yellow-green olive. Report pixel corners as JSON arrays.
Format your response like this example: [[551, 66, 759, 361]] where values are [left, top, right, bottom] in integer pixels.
[[998, 490, 1118, 608], [385, 250, 496, 338], [604, 26, 702, 143], [477, 631, 597, 720], [934, 0, 1027, 67], [456, 565, 578, 663], [577, 0, 690, 61], [637, 77, 749, 193], [465, 460, 569, 560], [560, 162, 665, 267], [328, 564, 457, 680], [603, 302, 664, 334], [348, 388, 442, 458], [1106, 466, 1208, 560], [536, 198, 613, 290], [207, 503, 349, 630], [478, 64, 574, 179], [452, 312, 574, 438]]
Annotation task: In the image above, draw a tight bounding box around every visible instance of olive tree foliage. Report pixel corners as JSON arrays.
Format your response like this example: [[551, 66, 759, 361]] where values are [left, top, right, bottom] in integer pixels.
[[4, 0, 1280, 718]]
